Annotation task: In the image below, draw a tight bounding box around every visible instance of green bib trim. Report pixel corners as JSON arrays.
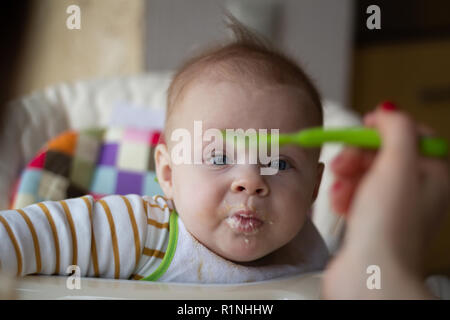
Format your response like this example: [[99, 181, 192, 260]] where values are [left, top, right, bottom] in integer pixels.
[[141, 210, 179, 281]]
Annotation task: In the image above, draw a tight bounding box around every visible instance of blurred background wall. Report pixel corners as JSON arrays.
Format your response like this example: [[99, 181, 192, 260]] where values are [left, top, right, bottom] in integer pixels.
[[145, 0, 354, 108], [11, 0, 354, 109], [10, 0, 145, 101]]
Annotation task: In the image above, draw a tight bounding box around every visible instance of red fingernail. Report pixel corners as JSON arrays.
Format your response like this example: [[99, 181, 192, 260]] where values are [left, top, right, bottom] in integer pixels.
[[332, 180, 342, 192], [380, 101, 397, 111]]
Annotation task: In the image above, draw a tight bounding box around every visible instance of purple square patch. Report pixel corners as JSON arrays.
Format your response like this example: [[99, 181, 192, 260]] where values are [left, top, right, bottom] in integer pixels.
[[115, 171, 143, 195], [98, 143, 118, 166]]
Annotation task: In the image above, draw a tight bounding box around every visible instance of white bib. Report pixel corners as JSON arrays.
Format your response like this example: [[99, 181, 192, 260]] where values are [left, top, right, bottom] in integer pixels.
[[159, 216, 329, 284]]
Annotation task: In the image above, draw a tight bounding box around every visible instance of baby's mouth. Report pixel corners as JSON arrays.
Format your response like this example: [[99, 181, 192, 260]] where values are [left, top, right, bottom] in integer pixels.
[[226, 210, 264, 235]]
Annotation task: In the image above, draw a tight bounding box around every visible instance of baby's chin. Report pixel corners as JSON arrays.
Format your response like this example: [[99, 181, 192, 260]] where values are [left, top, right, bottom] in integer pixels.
[[219, 247, 280, 268], [214, 237, 276, 263]]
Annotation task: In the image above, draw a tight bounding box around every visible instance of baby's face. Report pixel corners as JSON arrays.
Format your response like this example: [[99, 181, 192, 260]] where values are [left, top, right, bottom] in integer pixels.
[[156, 79, 323, 262]]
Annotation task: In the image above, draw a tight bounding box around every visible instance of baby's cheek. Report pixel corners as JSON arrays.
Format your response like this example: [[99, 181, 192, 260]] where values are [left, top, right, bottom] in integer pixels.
[[174, 169, 220, 215], [272, 184, 311, 227], [182, 176, 218, 204], [288, 172, 316, 204], [173, 165, 202, 195]]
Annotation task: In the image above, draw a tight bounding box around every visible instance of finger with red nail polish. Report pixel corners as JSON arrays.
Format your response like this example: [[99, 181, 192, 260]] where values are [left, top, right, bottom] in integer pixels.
[[379, 101, 398, 112]]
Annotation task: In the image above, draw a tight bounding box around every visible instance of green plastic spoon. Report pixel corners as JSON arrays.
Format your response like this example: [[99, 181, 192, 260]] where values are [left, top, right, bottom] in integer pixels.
[[221, 127, 448, 158]]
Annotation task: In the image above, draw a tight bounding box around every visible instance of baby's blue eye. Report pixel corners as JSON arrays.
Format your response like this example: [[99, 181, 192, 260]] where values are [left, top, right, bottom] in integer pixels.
[[209, 154, 229, 165], [269, 159, 291, 170]]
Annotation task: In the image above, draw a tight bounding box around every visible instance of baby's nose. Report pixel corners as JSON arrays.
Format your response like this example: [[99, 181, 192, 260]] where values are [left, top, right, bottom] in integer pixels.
[[230, 170, 269, 197]]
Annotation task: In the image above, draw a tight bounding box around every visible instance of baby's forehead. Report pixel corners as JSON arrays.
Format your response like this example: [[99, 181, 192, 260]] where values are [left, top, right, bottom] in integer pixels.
[[179, 79, 319, 131]]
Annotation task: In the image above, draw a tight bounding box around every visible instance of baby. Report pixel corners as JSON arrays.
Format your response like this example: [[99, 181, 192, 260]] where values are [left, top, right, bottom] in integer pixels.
[[0, 22, 329, 283]]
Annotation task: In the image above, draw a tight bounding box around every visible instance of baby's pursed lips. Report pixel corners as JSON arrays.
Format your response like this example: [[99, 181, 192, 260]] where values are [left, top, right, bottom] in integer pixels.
[[226, 209, 265, 235], [221, 200, 267, 221], [229, 209, 265, 222]]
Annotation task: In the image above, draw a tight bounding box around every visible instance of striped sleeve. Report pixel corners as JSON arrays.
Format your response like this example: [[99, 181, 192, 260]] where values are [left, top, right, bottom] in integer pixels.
[[131, 195, 172, 280], [0, 194, 150, 279]]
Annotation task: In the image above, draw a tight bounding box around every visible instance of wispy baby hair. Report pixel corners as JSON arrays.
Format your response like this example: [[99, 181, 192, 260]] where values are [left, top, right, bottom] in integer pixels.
[[164, 12, 323, 141]]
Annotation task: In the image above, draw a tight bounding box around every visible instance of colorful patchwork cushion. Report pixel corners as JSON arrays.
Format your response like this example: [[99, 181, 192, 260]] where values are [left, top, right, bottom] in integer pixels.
[[10, 127, 163, 209]]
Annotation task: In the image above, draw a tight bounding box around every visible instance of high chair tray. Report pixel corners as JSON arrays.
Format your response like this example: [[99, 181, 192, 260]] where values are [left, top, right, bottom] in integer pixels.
[[14, 272, 322, 300]]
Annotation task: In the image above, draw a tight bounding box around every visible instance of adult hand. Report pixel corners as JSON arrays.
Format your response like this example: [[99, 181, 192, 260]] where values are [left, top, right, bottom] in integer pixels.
[[322, 102, 450, 299]]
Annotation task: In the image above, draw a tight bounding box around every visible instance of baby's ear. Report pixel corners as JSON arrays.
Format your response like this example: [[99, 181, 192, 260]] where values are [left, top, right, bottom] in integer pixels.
[[154, 143, 174, 199], [312, 162, 324, 203]]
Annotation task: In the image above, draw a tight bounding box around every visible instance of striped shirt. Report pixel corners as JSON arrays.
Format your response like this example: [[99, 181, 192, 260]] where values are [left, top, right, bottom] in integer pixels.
[[0, 194, 175, 280]]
